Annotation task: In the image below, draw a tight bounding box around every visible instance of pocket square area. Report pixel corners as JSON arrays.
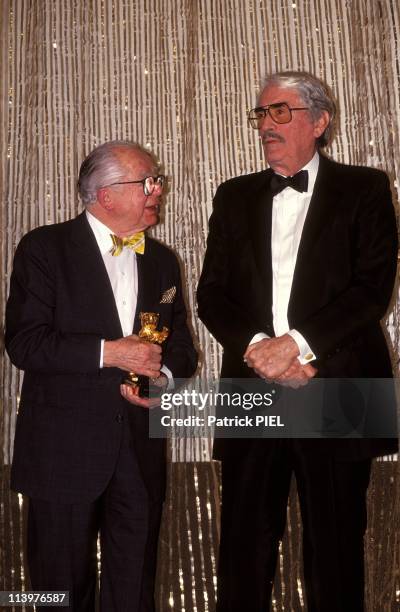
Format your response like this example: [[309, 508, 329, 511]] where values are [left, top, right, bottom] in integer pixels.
[[160, 286, 176, 304]]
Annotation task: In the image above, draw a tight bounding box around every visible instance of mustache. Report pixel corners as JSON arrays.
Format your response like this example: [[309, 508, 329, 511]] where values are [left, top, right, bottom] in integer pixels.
[[261, 130, 285, 144]]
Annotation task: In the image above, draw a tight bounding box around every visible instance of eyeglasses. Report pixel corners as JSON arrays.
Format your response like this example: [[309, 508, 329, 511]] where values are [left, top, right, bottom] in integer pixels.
[[105, 175, 166, 196], [247, 102, 309, 129]]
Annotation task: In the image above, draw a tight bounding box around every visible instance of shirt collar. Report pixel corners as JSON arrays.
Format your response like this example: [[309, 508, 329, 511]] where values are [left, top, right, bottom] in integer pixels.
[[85, 210, 114, 255]]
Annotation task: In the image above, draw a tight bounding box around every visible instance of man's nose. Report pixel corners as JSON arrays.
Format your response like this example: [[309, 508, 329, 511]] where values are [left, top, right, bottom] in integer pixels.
[[152, 181, 164, 196], [258, 110, 275, 132]]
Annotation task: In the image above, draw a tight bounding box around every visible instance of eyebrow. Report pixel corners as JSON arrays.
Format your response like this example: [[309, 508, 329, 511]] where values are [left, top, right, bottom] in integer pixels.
[[255, 102, 288, 108]]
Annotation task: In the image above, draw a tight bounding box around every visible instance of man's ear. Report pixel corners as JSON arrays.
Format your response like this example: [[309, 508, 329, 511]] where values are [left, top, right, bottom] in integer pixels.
[[97, 187, 113, 211], [313, 111, 330, 139]]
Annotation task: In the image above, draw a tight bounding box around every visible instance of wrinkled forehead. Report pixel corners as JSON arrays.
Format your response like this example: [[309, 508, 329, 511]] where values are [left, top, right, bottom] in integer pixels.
[[257, 84, 304, 107]]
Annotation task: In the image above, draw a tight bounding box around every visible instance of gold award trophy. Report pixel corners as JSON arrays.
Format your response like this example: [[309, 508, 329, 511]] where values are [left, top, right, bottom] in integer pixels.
[[125, 312, 169, 396]]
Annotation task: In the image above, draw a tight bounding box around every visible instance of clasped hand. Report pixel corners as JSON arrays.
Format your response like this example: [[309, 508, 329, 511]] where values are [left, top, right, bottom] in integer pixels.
[[104, 334, 162, 377], [244, 335, 316, 388], [104, 334, 165, 408]]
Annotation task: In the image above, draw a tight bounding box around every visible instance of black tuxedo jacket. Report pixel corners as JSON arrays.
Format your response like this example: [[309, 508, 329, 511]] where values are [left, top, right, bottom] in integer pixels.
[[6, 212, 197, 503], [197, 155, 398, 459]]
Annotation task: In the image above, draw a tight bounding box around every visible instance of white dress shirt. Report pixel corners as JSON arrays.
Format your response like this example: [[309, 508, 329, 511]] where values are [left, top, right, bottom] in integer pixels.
[[86, 211, 173, 382], [251, 152, 319, 364], [87, 211, 138, 340]]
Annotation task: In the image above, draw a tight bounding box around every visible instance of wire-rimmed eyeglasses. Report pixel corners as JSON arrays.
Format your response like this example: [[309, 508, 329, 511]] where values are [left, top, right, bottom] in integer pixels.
[[105, 175, 166, 196], [248, 102, 309, 129]]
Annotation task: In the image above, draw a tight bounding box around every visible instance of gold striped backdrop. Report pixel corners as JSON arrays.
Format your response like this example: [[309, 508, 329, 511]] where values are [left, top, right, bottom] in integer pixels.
[[1, 0, 399, 609]]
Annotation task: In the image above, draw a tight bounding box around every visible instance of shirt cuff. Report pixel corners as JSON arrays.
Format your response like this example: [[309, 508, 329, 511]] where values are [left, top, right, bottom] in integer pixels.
[[161, 365, 174, 390], [287, 329, 316, 364], [100, 339, 105, 368], [248, 332, 270, 346]]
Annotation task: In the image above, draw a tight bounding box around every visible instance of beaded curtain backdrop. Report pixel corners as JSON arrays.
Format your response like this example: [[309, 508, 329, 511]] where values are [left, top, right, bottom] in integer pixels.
[[0, 0, 399, 610]]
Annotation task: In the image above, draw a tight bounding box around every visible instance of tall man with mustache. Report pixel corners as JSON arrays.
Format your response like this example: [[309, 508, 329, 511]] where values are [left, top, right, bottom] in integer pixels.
[[197, 71, 398, 611], [6, 141, 197, 611]]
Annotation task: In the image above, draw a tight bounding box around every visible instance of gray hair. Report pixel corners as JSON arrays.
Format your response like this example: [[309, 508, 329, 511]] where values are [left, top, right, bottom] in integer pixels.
[[259, 71, 337, 147], [77, 140, 154, 205]]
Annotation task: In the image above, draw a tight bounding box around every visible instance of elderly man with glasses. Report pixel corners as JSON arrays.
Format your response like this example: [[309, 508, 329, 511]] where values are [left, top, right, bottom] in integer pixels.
[[6, 140, 197, 612], [197, 71, 398, 611]]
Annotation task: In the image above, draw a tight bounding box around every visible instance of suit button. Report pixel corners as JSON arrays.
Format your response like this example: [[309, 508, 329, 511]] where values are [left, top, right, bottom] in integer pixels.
[[116, 414, 123, 423]]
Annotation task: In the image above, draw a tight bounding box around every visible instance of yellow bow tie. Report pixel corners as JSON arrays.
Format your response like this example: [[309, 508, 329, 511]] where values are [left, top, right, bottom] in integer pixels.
[[110, 232, 145, 256]]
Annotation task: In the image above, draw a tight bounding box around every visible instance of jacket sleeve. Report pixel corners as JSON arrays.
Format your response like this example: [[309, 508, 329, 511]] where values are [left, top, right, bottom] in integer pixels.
[[162, 256, 198, 379], [197, 184, 265, 358]]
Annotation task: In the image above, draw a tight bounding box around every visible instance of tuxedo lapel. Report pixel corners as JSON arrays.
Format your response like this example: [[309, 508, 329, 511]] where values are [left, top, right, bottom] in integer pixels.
[[248, 170, 274, 309], [68, 213, 123, 339], [134, 245, 162, 333], [288, 155, 341, 320], [295, 156, 338, 259]]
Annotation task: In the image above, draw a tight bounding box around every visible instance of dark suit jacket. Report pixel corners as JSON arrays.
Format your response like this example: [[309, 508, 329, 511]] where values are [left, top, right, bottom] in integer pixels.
[[197, 154, 398, 460], [6, 212, 197, 503]]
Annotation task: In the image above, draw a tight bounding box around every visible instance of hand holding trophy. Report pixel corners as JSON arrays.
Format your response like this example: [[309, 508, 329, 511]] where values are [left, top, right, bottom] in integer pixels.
[[125, 312, 169, 397]]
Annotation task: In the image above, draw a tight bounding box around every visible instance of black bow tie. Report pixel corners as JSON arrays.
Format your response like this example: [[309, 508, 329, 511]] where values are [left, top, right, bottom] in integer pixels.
[[270, 170, 308, 196]]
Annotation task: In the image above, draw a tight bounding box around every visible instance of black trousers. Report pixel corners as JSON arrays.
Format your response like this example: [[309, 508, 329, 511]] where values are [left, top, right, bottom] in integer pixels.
[[216, 440, 372, 612], [27, 423, 163, 612]]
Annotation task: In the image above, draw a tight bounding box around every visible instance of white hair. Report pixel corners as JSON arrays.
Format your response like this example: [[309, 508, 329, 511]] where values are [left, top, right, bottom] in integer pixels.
[[77, 140, 154, 205]]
